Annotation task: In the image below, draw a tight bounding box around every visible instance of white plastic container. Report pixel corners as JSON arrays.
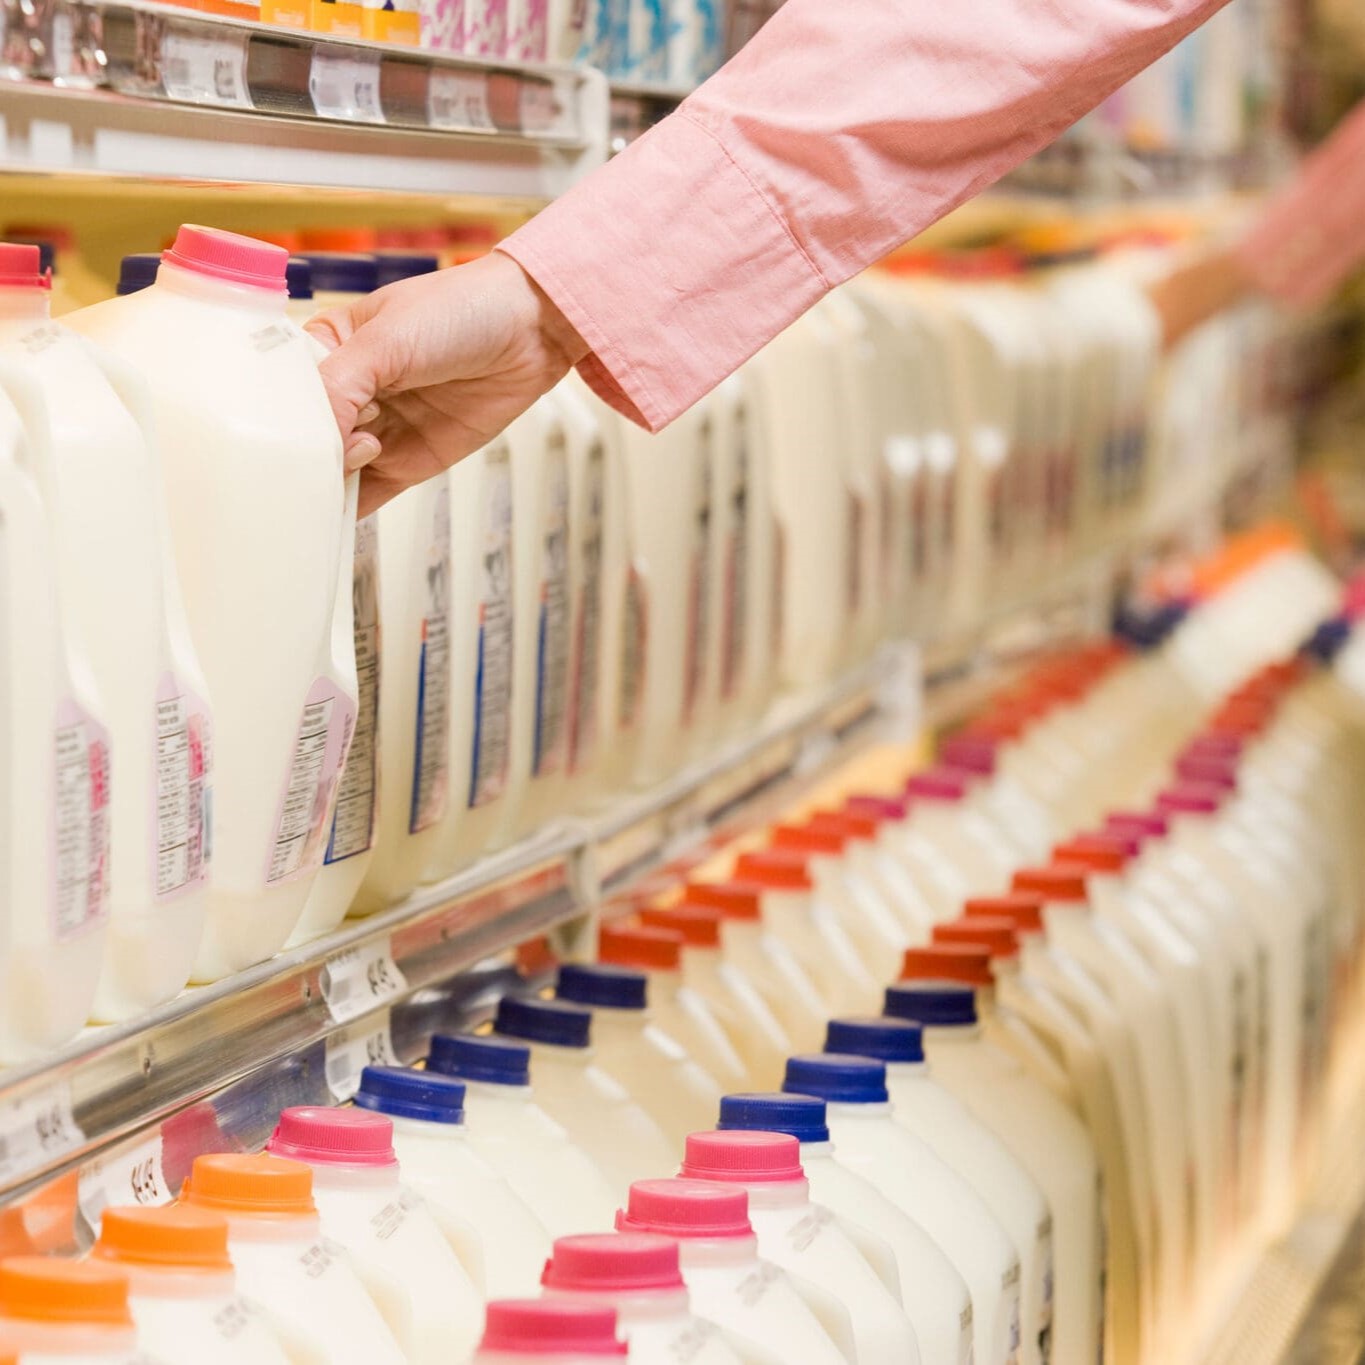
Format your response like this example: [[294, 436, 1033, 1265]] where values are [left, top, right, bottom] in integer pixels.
[[616, 1179, 848, 1365], [554, 962, 724, 1145], [425, 1032, 620, 1238], [68, 226, 357, 980], [91, 1204, 291, 1365], [0, 1258, 137, 1360], [180, 1152, 406, 1365], [0, 352, 108, 1061], [352, 1064, 551, 1297], [540, 1232, 745, 1365], [475, 1299, 628, 1363], [718, 1091, 974, 1365], [490, 995, 678, 1189], [679, 1130, 921, 1365], [783, 1053, 1022, 1365]]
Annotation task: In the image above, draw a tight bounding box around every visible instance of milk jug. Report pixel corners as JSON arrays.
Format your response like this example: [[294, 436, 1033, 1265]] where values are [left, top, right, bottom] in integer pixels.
[[0, 1258, 137, 1360], [68, 226, 358, 979], [540, 1232, 745, 1365], [718, 1092, 975, 1365], [5, 226, 110, 314], [425, 1032, 619, 1238], [554, 962, 724, 1144], [353, 1064, 552, 1297], [91, 1204, 292, 1365], [679, 1131, 921, 1365], [475, 1299, 628, 1362], [0, 352, 107, 1061], [490, 995, 678, 1188], [616, 1179, 848, 1365], [179, 1153, 406, 1365]]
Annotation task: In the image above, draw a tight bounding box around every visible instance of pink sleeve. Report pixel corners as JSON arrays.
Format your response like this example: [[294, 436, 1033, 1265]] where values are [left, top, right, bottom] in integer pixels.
[[501, 0, 1230, 431], [1236, 100, 1365, 311]]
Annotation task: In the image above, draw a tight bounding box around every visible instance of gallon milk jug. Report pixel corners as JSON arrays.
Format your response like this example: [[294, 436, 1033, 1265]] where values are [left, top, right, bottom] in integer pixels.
[[618, 1180, 849, 1365], [425, 1032, 619, 1237], [264, 1106, 484, 1365], [679, 1131, 921, 1365], [0, 1258, 137, 1360], [4, 226, 109, 315], [475, 1299, 628, 1363], [353, 1065, 552, 1297], [718, 1092, 975, 1365], [68, 226, 358, 979], [0, 357, 108, 1061], [554, 963, 724, 1145], [180, 1153, 405, 1365], [91, 1204, 292, 1365], [540, 1233, 744, 1365]]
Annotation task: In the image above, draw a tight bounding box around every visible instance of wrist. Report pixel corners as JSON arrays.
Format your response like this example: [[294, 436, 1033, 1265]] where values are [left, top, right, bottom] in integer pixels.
[[491, 246, 591, 369]]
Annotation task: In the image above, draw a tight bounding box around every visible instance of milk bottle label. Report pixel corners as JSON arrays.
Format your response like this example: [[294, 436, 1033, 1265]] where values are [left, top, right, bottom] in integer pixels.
[[52, 699, 110, 941], [720, 408, 750, 702], [327, 517, 380, 863], [619, 562, 648, 732], [681, 427, 713, 726], [470, 444, 514, 808], [568, 440, 605, 775], [266, 679, 356, 883], [1038, 1214, 1054, 1362], [533, 432, 571, 779], [152, 675, 211, 897], [1003, 1260, 1022, 1365], [958, 1300, 975, 1365], [410, 491, 451, 833]]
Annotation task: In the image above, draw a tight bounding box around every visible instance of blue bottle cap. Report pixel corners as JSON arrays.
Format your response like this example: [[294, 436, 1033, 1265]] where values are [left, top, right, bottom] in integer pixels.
[[1301, 617, 1351, 664], [717, 1092, 830, 1144], [375, 251, 439, 287], [285, 256, 313, 301], [825, 1016, 924, 1065], [116, 253, 161, 295], [884, 983, 978, 1028], [427, 1033, 531, 1087], [302, 251, 379, 294], [354, 1066, 466, 1125], [782, 1054, 889, 1105], [556, 963, 648, 1011], [494, 995, 592, 1049]]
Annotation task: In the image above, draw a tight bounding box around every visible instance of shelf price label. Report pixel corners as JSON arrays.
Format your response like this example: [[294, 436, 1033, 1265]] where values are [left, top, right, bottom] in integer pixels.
[[78, 1135, 172, 1230], [310, 48, 385, 124], [519, 75, 572, 139], [320, 936, 407, 1024], [0, 1082, 83, 1187], [427, 68, 494, 133], [161, 28, 252, 110], [325, 1011, 397, 1100]]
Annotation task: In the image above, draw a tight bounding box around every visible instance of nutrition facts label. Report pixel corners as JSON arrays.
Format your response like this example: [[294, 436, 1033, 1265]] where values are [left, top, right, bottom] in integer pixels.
[[470, 443, 514, 808], [53, 706, 109, 941], [568, 441, 605, 775], [410, 488, 451, 833], [153, 684, 209, 896], [533, 433, 570, 778], [267, 697, 334, 883]]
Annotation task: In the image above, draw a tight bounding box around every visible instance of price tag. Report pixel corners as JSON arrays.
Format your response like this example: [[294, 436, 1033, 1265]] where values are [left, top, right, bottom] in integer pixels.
[[161, 28, 252, 109], [320, 936, 407, 1024], [325, 1011, 397, 1100], [0, 1082, 83, 1186], [78, 1135, 172, 1229], [518, 76, 571, 138], [309, 48, 385, 123], [427, 68, 494, 132]]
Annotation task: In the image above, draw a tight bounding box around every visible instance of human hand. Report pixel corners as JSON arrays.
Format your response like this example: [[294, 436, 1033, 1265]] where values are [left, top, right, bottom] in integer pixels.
[[305, 251, 589, 516], [1146, 247, 1253, 353]]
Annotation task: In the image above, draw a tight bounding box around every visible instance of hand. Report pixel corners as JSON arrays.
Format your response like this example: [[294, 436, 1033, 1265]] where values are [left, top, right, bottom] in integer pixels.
[[305, 251, 590, 516], [1146, 247, 1254, 353]]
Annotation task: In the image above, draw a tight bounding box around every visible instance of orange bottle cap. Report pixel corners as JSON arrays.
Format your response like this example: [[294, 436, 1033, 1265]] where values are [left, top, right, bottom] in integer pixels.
[[771, 825, 846, 855], [680, 882, 763, 922], [181, 1153, 316, 1218], [638, 905, 722, 948], [0, 1257, 132, 1327], [734, 850, 814, 892], [1012, 865, 1089, 903], [1052, 838, 1129, 873], [899, 944, 993, 988], [94, 1204, 232, 1273], [933, 918, 1019, 959], [598, 924, 683, 973]]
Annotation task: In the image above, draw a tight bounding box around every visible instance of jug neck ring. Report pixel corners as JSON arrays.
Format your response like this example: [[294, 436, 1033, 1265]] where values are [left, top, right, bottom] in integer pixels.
[[0, 286, 50, 321], [155, 259, 287, 314]]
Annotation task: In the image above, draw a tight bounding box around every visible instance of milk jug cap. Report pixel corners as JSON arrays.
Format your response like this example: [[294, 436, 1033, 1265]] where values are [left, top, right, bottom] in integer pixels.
[[495, 996, 593, 1049], [301, 252, 379, 294], [0, 1257, 131, 1327], [617, 1179, 753, 1240], [375, 252, 440, 287], [266, 1106, 398, 1168], [900, 942, 994, 986], [541, 1233, 685, 1293], [934, 917, 1020, 958], [354, 1065, 467, 1126], [556, 964, 648, 1012], [680, 1130, 805, 1184], [937, 734, 998, 774], [598, 924, 683, 973], [1012, 865, 1089, 902], [1104, 810, 1169, 840], [285, 256, 313, 300], [844, 793, 911, 823], [479, 1299, 628, 1356], [734, 849, 814, 891], [965, 893, 1045, 932], [94, 1205, 232, 1274], [1155, 784, 1222, 816], [680, 882, 763, 921], [825, 1016, 924, 1065], [1173, 753, 1239, 791], [783, 1054, 889, 1105], [771, 824, 847, 855], [717, 1092, 830, 1144], [884, 982, 979, 1028], [116, 253, 160, 295], [0, 243, 49, 290], [904, 769, 969, 802], [162, 226, 288, 292], [637, 905, 722, 948]]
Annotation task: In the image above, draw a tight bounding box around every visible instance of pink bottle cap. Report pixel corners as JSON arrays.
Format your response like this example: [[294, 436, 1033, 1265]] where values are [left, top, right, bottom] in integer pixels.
[[1174, 753, 1239, 791], [679, 1131, 805, 1184], [0, 243, 50, 290], [845, 794, 911, 823], [265, 1107, 397, 1168], [1155, 784, 1222, 816], [1182, 732, 1245, 760], [616, 1179, 752, 1240], [479, 1300, 627, 1356], [938, 734, 999, 775], [161, 225, 288, 292], [1104, 810, 1169, 840], [1012, 865, 1089, 903], [540, 1234, 684, 1294], [904, 769, 969, 802]]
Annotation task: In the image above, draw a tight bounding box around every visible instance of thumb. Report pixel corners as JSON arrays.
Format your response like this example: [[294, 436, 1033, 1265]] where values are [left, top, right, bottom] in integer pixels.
[[310, 304, 394, 447]]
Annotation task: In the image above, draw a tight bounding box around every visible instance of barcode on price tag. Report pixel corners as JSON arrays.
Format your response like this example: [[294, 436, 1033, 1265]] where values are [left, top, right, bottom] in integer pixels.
[[0, 1082, 83, 1186], [325, 1011, 397, 1099], [161, 28, 251, 109], [309, 48, 385, 123], [427, 68, 494, 132], [77, 1135, 172, 1230], [320, 936, 407, 1024]]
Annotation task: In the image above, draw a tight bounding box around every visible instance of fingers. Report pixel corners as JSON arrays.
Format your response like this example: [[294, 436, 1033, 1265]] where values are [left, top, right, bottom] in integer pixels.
[[345, 431, 382, 474]]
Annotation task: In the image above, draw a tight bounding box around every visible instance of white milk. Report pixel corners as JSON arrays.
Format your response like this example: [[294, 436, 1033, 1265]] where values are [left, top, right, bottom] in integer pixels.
[[425, 1032, 619, 1238], [616, 1179, 848, 1365], [679, 1130, 921, 1365], [490, 995, 678, 1188], [91, 1204, 291, 1365], [540, 1232, 744, 1365], [264, 1106, 484, 1365], [474, 1299, 629, 1363], [554, 962, 724, 1145], [783, 1053, 1022, 1365], [718, 1091, 975, 1365], [0, 355, 107, 1060], [0, 1259, 137, 1360], [68, 226, 356, 979], [0, 246, 210, 1014], [180, 1153, 406, 1365], [352, 1064, 551, 1297]]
